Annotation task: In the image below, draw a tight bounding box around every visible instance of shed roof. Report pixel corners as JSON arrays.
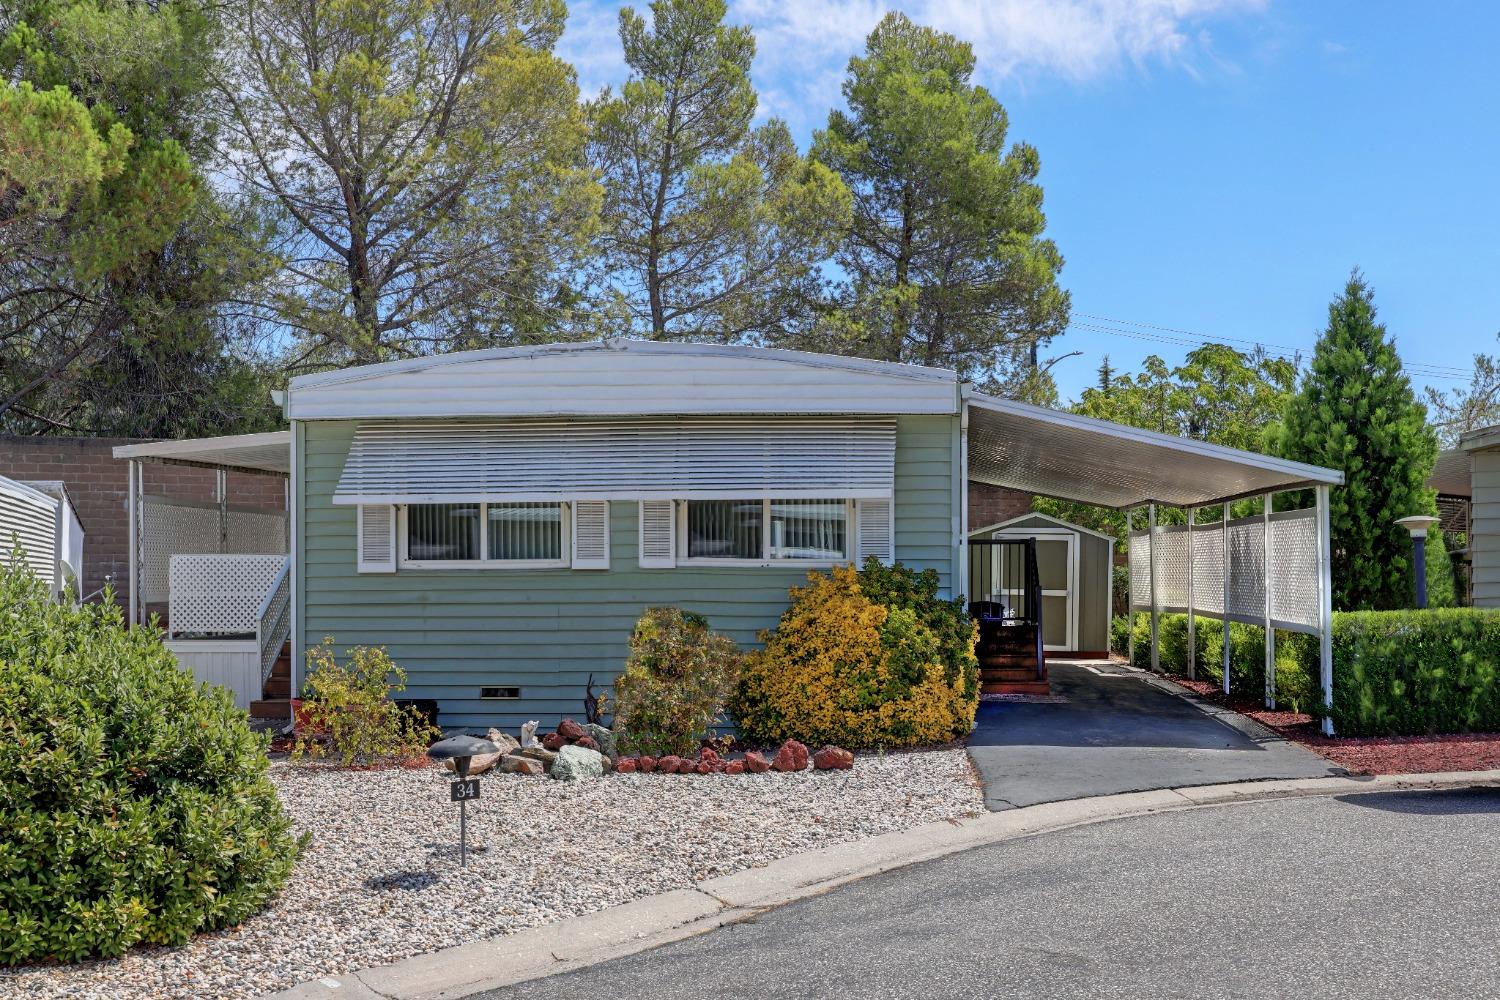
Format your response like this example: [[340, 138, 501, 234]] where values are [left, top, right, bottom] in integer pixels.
[[112, 431, 291, 474], [964, 389, 1343, 510]]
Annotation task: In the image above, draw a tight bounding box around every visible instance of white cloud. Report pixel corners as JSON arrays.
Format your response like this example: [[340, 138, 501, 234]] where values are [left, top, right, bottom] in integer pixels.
[[559, 0, 1266, 127]]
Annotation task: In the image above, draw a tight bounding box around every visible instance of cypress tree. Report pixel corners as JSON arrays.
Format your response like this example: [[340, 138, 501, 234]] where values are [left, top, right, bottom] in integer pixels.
[[1275, 272, 1438, 610]]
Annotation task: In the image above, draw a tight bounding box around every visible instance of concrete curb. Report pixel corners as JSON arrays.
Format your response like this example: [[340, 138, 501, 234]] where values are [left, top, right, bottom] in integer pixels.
[[261, 769, 1500, 1000]]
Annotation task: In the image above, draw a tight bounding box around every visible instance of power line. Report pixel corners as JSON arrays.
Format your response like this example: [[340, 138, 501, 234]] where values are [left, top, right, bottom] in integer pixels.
[[1067, 313, 1477, 383]]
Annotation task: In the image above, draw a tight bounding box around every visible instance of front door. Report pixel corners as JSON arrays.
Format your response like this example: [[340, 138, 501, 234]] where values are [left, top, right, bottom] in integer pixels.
[[994, 530, 1077, 652]]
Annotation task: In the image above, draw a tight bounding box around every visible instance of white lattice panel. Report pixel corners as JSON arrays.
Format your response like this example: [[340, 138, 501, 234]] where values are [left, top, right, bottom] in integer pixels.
[[1270, 511, 1319, 629], [142, 501, 221, 603], [229, 509, 287, 553], [1154, 528, 1190, 610], [169, 555, 286, 635], [1128, 531, 1151, 609], [1227, 521, 1266, 619], [1191, 522, 1225, 614]]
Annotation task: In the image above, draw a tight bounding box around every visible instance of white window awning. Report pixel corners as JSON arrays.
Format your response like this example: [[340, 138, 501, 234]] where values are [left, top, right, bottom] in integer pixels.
[[331, 418, 897, 504], [964, 390, 1342, 509]]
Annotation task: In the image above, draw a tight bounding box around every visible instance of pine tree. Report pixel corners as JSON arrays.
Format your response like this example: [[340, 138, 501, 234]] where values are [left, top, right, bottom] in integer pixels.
[[1274, 272, 1438, 610], [1096, 355, 1115, 393]]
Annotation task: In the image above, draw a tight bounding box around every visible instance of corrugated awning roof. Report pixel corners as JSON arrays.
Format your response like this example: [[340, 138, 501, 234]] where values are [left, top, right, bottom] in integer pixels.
[[112, 431, 290, 474], [964, 390, 1343, 510], [1429, 449, 1471, 498]]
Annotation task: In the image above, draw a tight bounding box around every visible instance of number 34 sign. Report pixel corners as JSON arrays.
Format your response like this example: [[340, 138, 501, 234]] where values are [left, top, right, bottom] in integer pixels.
[[450, 778, 480, 802]]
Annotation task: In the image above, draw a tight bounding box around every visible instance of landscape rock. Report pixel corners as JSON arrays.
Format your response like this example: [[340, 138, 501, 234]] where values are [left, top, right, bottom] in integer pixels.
[[813, 745, 854, 770], [724, 760, 745, 775], [541, 732, 566, 752], [656, 754, 683, 774], [695, 760, 714, 774], [583, 723, 617, 757], [575, 736, 600, 752], [443, 750, 502, 776], [499, 754, 544, 776], [699, 748, 723, 767], [638, 755, 657, 773], [615, 757, 638, 774], [772, 740, 810, 772], [517, 746, 558, 768], [557, 718, 588, 741], [601, 754, 615, 773], [743, 750, 772, 773], [550, 745, 605, 782], [519, 720, 540, 748], [487, 728, 521, 756]]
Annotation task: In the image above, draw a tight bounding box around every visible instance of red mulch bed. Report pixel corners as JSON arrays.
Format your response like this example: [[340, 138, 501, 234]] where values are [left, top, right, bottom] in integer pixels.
[[1163, 675, 1500, 776]]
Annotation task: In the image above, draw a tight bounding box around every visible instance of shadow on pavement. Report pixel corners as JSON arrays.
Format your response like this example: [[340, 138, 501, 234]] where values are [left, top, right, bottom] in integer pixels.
[[1334, 787, 1500, 815]]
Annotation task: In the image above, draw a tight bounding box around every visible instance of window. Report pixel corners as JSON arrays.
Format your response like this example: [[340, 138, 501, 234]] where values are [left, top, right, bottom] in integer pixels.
[[402, 502, 566, 567], [680, 498, 849, 564]]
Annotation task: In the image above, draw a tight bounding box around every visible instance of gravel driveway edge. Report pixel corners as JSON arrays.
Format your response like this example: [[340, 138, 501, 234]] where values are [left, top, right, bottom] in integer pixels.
[[264, 768, 1500, 1000]]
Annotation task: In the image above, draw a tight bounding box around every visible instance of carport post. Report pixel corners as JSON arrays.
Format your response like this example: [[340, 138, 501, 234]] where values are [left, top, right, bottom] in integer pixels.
[[1125, 508, 1135, 667], [1316, 484, 1335, 736], [1148, 503, 1160, 673], [1262, 493, 1276, 709], [1222, 501, 1232, 696], [1186, 507, 1196, 679]]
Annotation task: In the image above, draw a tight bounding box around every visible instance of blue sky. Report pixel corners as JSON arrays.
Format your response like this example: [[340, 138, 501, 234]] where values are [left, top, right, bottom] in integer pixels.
[[558, 0, 1499, 405]]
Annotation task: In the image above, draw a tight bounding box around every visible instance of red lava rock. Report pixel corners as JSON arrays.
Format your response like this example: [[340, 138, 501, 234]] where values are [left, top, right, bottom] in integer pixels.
[[615, 757, 637, 774], [772, 739, 809, 772], [657, 754, 683, 774], [576, 736, 600, 751], [724, 760, 745, 775], [541, 732, 565, 752], [743, 750, 772, 773], [557, 718, 588, 741], [639, 755, 657, 773], [813, 745, 854, 770], [695, 760, 714, 774], [698, 747, 723, 767]]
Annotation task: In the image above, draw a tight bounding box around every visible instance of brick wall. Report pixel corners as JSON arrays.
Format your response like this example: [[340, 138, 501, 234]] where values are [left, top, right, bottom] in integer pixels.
[[968, 481, 1034, 531], [0, 436, 286, 608]]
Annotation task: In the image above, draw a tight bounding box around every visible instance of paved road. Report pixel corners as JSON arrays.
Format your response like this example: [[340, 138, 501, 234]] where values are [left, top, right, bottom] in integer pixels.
[[969, 660, 1337, 809], [470, 787, 1500, 1000]]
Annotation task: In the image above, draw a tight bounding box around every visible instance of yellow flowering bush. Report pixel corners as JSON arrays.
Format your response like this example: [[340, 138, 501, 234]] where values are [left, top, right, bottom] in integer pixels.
[[733, 562, 979, 749]]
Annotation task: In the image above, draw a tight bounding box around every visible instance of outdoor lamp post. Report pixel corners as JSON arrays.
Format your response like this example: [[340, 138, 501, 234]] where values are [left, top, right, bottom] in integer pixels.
[[426, 733, 498, 867], [1395, 515, 1440, 609]]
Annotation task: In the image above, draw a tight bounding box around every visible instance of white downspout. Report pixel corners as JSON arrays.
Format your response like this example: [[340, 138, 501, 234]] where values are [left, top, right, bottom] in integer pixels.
[[1186, 506, 1196, 679], [1316, 484, 1335, 735], [958, 402, 969, 601], [1148, 502, 1159, 673]]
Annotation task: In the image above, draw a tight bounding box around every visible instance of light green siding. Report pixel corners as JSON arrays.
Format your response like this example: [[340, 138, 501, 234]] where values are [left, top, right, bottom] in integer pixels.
[[296, 414, 956, 729]]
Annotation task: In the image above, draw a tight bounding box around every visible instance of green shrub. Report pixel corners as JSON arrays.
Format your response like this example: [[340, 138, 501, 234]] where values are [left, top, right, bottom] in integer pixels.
[[1117, 611, 1313, 707], [732, 561, 978, 749], [0, 562, 301, 965], [613, 608, 744, 756], [1318, 609, 1500, 736], [292, 639, 439, 767]]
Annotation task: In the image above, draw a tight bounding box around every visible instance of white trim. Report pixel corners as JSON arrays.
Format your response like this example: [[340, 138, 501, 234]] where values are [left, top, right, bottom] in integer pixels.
[[638, 500, 677, 568], [112, 431, 291, 474], [290, 422, 301, 701], [969, 510, 1118, 543], [570, 501, 611, 570], [396, 502, 571, 570]]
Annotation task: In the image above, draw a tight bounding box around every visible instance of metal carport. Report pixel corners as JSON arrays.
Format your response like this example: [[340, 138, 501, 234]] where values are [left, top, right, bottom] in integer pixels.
[[962, 389, 1345, 734]]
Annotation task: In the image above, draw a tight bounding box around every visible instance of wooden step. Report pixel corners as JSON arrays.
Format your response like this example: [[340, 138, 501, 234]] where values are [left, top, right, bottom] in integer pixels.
[[263, 675, 291, 697], [982, 679, 1052, 696], [981, 665, 1046, 682], [249, 698, 291, 721]]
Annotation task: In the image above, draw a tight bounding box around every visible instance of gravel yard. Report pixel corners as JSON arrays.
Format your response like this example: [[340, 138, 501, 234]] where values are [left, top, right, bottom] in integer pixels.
[[0, 749, 981, 1000]]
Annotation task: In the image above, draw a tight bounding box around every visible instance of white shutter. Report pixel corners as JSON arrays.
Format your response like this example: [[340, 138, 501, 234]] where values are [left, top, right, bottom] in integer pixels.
[[638, 500, 676, 568], [855, 498, 894, 565], [571, 501, 610, 569], [357, 504, 397, 573]]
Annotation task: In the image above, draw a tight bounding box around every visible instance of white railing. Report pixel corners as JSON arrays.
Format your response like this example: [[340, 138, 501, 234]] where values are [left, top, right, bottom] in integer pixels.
[[256, 557, 292, 683], [142, 497, 287, 604], [168, 554, 287, 638]]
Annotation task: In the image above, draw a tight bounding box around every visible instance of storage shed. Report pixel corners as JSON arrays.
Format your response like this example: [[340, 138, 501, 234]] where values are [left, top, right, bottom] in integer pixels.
[[968, 512, 1114, 656]]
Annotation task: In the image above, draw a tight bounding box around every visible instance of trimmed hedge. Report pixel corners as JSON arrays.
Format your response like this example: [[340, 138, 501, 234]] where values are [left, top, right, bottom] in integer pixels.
[[1112, 608, 1500, 735], [1327, 610, 1500, 737], [0, 562, 302, 964]]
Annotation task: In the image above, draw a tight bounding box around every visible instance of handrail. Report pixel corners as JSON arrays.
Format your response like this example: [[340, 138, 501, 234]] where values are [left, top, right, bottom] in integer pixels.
[[256, 556, 292, 684], [966, 537, 1046, 680]]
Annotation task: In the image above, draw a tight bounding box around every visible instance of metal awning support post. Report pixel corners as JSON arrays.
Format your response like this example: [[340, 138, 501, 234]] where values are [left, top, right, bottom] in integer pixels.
[[1186, 506, 1196, 679], [216, 468, 229, 553], [127, 459, 140, 625], [1148, 503, 1159, 673], [1222, 500, 1232, 696], [1126, 508, 1135, 667], [1316, 484, 1335, 736], [1262, 492, 1276, 709]]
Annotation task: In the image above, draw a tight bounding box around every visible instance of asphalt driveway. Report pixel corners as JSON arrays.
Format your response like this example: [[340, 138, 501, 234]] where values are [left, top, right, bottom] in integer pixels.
[[467, 787, 1500, 1000], [968, 660, 1339, 809]]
